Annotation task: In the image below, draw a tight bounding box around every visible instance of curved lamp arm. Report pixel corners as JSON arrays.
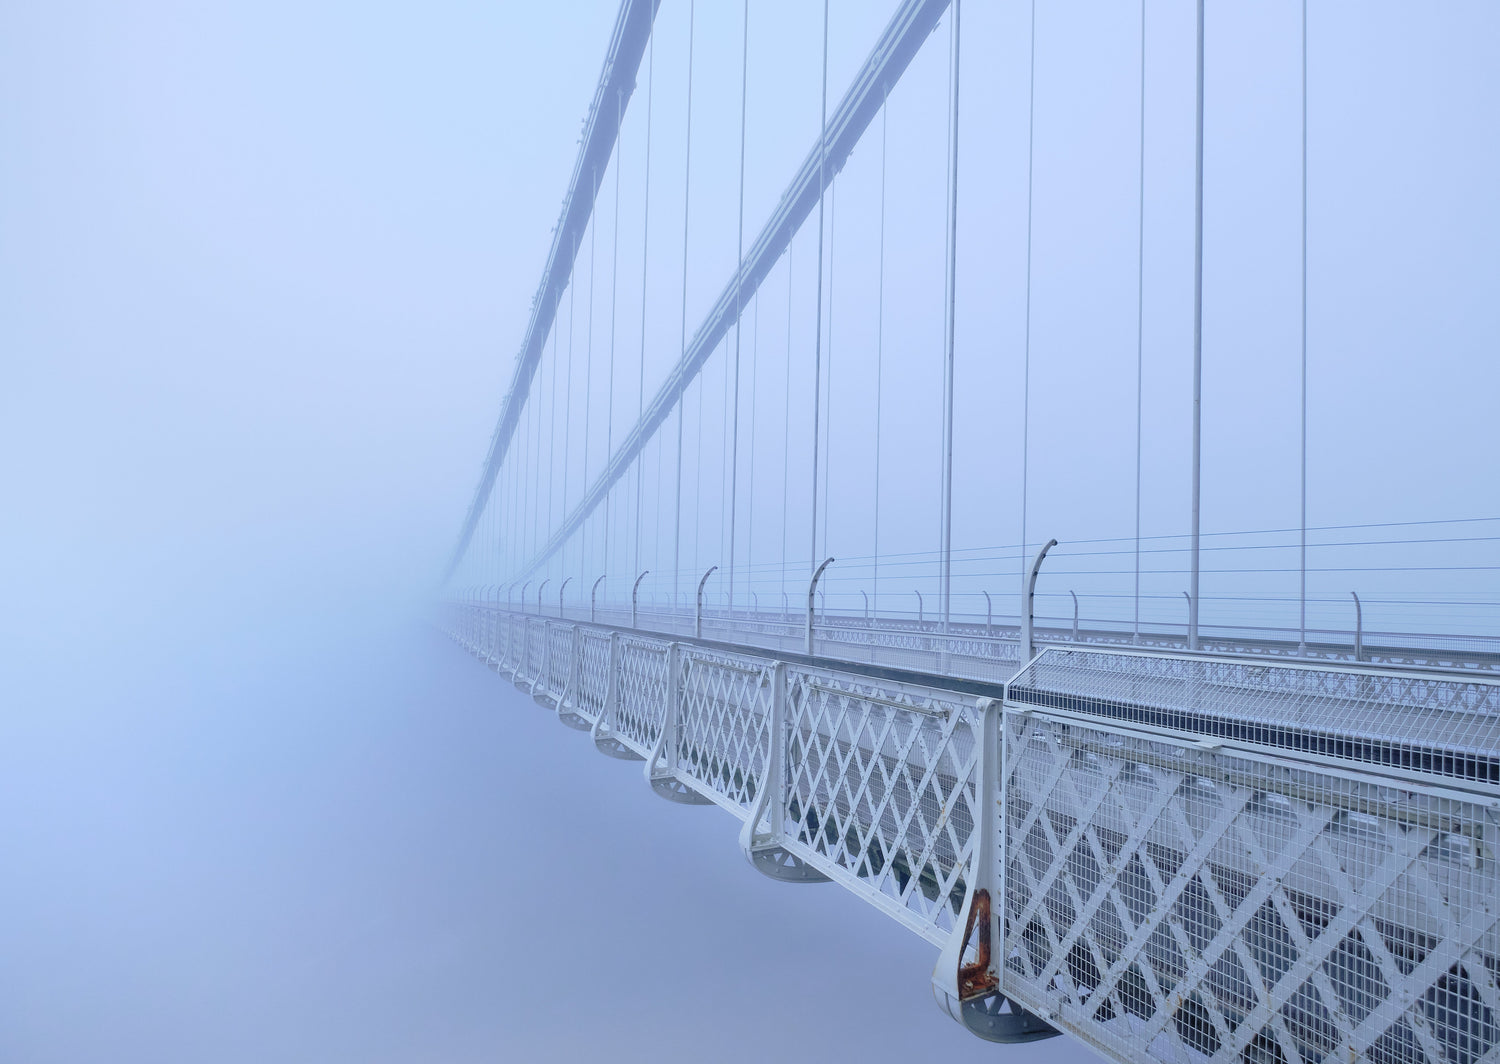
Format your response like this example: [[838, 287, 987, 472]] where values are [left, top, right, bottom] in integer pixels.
[[1021, 538, 1058, 662], [632, 570, 650, 629], [806, 558, 834, 655], [695, 566, 718, 639], [591, 574, 607, 623]]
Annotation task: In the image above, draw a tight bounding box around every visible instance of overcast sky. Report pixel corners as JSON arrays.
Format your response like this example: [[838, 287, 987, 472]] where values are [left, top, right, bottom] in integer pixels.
[[2, 1, 1496, 1061]]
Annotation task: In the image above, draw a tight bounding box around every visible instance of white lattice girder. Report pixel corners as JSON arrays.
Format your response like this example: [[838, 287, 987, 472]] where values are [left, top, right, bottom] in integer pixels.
[[998, 710, 1499, 1064], [442, 605, 1500, 1064]]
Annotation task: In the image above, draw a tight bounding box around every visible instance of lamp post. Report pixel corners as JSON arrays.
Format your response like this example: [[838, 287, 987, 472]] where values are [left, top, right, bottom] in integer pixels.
[[1021, 539, 1057, 662], [591, 574, 607, 623], [632, 570, 649, 629], [806, 558, 834, 655], [696, 566, 718, 639]]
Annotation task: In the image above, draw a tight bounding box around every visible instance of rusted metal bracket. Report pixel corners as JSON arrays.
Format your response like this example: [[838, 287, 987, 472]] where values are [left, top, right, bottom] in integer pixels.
[[932, 698, 1057, 1042], [956, 889, 997, 999]]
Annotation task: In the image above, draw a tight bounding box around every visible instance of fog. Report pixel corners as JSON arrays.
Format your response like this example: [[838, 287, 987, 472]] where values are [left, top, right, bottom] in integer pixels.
[[2, 1, 1495, 1061]]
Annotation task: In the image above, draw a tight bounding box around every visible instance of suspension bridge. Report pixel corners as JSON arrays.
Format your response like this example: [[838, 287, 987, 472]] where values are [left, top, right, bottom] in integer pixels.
[[442, 1, 1499, 1060]]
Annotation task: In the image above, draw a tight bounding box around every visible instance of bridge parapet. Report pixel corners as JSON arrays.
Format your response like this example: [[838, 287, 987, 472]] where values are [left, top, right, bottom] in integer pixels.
[[997, 709, 1498, 1064], [442, 604, 1499, 1063]]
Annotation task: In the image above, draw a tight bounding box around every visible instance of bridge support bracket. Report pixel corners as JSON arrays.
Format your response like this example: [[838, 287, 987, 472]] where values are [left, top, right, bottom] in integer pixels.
[[557, 625, 593, 730], [527, 619, 551, 703], [592, 632, 646, 760], [737, 662, 830, 883], [644, 643, 714, 805], [932, 698, 1058, 1044], [932, 987, 1059, 1045], [741, 840, 830, 883]]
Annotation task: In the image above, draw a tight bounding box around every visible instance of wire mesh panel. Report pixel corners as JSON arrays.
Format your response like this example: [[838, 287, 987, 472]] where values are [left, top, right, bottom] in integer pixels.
[[614, 635, 669, 756], [472, 606, 486, 659], [675, 649, 773, 811], [523, 617, 546, 685], [573, 628, 611, 724], [541, 623, 572, 704], [482, 607, 499, 663], [1009, 648, 1500, 790], [501, 612, 523, 673], [808, 622, 1023, 685], [779, 669, 984, 945], [999, 709, 1500, 1064]]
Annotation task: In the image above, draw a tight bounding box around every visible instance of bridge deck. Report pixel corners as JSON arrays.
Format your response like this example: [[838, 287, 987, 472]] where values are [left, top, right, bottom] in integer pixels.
[[447, 603, 1499, 1064]]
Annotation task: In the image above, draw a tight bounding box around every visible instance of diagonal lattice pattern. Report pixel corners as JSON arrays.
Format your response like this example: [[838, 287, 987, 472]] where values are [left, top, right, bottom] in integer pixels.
[[542, 624, 572, 704], [675, 649, 772, 810], [613, 635, 667, 756], [443, 606, 1499, 1063], [1000, 711, 1500, 1064], [781, 669, 983, 945], [501, 612, 523, 673], [573, 629, 611, 723], [525, 617, 546, 682]]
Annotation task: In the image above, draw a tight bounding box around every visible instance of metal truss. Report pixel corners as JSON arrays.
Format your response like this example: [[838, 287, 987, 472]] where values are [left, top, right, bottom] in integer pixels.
[[445, 601, 1500, 1062]]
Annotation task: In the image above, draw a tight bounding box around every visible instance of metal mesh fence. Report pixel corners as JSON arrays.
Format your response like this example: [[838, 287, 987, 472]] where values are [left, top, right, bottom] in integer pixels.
[[443, 606, 1500, 1062], [779, 669, 982, 944], [1008, 648, 1500, 789], [676, 649, 772, 811], [614, 635, 668, 755], [999, 709, 1499, 1064]]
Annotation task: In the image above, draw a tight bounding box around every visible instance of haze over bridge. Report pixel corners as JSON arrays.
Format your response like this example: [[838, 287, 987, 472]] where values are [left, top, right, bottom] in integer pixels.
[[444, 2, 1500, 1060]]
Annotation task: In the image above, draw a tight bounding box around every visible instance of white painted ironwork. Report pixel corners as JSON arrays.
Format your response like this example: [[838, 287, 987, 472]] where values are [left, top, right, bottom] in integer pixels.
[[443, 604, 1500, 1063], [997, 708, 1498, 1064]]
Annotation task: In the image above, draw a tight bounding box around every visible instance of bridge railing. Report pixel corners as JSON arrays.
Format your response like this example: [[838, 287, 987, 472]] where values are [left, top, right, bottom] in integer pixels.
[[442, 602, 1500, 1062], [504, 590, 1500, 677], [996, 646, 1500, 1064]]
